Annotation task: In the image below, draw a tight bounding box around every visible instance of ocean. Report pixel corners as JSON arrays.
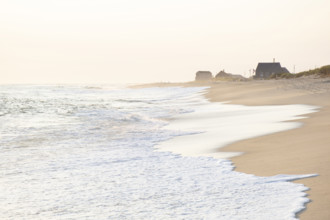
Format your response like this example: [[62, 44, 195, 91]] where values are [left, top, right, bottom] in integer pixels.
[[0, 85, 318, 219]]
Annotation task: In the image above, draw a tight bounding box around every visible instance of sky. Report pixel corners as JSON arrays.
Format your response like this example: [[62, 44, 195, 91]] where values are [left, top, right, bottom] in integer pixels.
[[1, 0, 329, 84]]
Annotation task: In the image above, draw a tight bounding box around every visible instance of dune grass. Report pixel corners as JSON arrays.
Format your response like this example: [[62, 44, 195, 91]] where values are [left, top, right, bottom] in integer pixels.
[[270, 65, 330, 79]]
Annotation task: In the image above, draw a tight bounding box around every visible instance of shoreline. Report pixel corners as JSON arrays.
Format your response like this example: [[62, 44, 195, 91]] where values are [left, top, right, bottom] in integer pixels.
[[205, 78, 330, 220], [134, 77, 330, 219]]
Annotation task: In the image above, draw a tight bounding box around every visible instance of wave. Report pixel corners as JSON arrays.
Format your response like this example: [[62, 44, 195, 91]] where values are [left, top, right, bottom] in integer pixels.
[[0, 84, 317, 219]]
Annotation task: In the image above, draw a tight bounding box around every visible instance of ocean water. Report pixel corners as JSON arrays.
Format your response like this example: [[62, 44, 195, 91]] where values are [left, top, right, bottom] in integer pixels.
[[0, 85, 317, 220]]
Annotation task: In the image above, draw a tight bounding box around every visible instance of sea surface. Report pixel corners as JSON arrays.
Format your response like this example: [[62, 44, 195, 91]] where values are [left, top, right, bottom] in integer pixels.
[[0, 85, 317, 219]]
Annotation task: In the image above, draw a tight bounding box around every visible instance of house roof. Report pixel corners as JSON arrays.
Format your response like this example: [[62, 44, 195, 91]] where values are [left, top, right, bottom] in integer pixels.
[[256, 63, 283, 73], [215, 71, 229, 78], [196, 71, 212, 74], [281, 67, 290, 73]]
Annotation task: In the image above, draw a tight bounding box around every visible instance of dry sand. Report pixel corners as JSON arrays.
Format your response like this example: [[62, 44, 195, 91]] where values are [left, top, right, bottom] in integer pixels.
[[134, 77, 330, 219]]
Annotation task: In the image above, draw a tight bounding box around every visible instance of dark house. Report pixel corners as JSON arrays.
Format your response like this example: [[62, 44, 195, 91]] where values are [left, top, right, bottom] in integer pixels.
[[195, 71, 212, 81], [255, 62, 290, 79]]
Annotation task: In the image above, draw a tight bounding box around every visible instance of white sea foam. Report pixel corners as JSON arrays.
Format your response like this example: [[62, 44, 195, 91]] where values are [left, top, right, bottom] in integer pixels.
[[0, 85, 318, 219], [156, 101, 318, 158]]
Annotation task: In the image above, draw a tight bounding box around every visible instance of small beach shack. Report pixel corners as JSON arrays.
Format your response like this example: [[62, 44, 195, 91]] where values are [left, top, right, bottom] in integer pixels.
[[255, 62, 290, 79], [195, 71, 213, 81]]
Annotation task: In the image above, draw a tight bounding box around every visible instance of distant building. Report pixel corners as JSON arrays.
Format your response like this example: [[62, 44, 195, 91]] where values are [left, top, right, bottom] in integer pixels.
[[195, 71, 212, 81], [215, 70, 229, 78], [215, 70, 245, 80], [255, 62, 290, 79]]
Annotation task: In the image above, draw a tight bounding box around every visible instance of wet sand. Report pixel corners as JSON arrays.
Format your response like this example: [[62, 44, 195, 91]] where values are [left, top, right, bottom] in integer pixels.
[[133, 77, 330, 219], [206, 78, 330, 220]]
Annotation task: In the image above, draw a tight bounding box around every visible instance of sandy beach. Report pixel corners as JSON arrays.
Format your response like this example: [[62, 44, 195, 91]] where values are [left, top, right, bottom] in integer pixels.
[[135, 77, 330, 219], [206, 78, 330, 220]]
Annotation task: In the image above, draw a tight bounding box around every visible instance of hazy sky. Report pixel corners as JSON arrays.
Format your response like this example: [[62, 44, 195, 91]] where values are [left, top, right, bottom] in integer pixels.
[[1, 0, 329, 84]]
